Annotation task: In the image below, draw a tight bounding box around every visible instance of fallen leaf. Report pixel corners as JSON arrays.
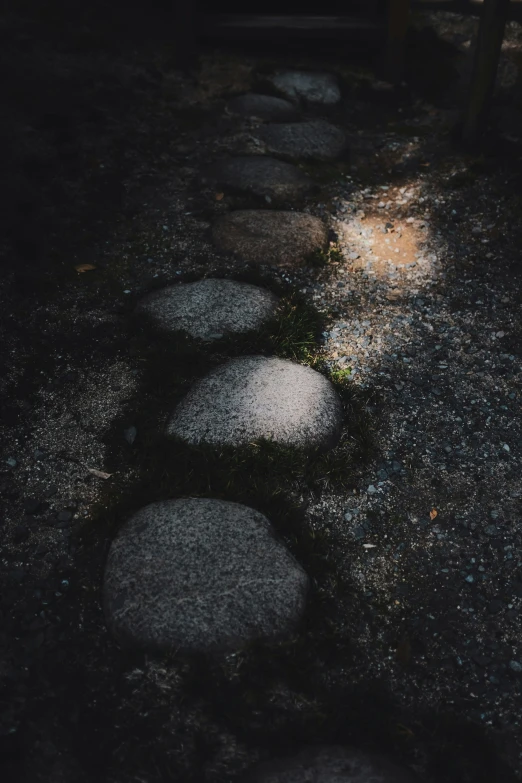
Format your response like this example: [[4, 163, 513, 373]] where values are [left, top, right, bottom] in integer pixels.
[[395, 723, 415, 740], [87, 468, 112, 479], [430, 508, 438, 520], [74, 263, 96, 273], [396, 634, 411, 665], [420, 162, 431, 167], [215, 192, 224, 201]]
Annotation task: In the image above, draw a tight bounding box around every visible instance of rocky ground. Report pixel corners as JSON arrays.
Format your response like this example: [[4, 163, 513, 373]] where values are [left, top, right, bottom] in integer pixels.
[[1, 3, 522, 782]]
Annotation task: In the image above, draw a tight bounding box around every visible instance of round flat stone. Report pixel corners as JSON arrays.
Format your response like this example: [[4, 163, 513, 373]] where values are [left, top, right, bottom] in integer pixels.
[[135, 279, 279, 341], [103, 498, 309, 653], [267, 70, 341, 106], [212, 210, 327, 267], [167, 356, 343, 451], [227, 93, 301, 122], [257, 120, 347, 162], [243, 747, 417, 783], [204, 156, 313, 204]]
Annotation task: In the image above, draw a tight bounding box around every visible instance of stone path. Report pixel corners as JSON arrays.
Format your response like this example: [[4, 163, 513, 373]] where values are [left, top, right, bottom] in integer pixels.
[[102, 67, 418, 781], [226, 93, 301, 122], [212, 210, 328, 266], [204, 155, 313, 204], [263, 69, 342, 106], [104, 498, 309, 653], [256, 119, 347, 162], [135, 278, 279, 340], [167, 356, 343, 449], [243, 747, 417, 782]]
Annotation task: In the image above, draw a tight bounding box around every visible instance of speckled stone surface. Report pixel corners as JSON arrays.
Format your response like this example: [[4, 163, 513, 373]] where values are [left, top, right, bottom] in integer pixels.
[[204, 156, 313, 203], [212, 210, 327, 267], [226, 93, 301, 122], [167, 356, 343, 450], [256, 120, 347, 162], [135, 278, 279, 340], [266, 70, 341, 106], [242, 746, 417, 782], [103, 498, 309, 653]]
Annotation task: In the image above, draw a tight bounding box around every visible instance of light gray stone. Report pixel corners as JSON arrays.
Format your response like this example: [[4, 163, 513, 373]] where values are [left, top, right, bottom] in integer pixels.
[[227, 93, 301, 122], [212, 210, 327, 267], [103, 498, 309, 653], [135, 279, 279, 341], [257, 120, 347, 162], [167, 356, 343, 451], [267, 70, 341, 106], [243, 746, 417, 783], [204, 156, 313, 204]]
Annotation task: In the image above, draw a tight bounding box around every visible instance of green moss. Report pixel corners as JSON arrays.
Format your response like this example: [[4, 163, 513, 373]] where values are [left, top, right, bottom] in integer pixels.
[[307, 243, 344, 269]]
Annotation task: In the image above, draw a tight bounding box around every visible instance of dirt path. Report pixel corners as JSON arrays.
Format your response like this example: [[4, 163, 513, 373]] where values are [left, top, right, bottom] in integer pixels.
[[1, 4, 522, 783]]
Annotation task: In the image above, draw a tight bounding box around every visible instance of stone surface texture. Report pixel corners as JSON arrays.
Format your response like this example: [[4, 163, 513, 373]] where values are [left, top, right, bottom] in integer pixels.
[[167, 356, 343, 450], [257, 120, 347, 162], [135, 278, 279, 340], [205, 156, 313, 203], [267, 70, 341, 106], [227, 93, 301, 122], [243, 746, 417, 783], [103, 498, 309, 653], [212, 210, 328, 267]]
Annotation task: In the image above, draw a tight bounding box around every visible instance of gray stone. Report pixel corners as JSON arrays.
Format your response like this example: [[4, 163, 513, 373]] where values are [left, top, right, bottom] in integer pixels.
[[103, 498, 309, 653], [212, 210, 327, 267], [227, 93, 301, 122], [243, 746, 417, 783], [136, 279, 279, 341], [204, 156, 313, 204], [256, 120, 347, 162], [167, 356, 343, 451], [266, 70, 341, 106]]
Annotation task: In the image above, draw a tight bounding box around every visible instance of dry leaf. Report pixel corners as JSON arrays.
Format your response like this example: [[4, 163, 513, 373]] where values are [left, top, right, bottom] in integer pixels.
[[395, 723, 415, 740], [87, 467, 112, 479], [75, 263, 96, 273], [430, 508, 438, 520], [215, 192, 224, 201], [396, 634, 411, 665]]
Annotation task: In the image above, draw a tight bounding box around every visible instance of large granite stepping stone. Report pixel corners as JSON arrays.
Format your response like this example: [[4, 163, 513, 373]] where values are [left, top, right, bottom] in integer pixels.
[[204, 156, 313, 204], [212, 210, 327, 267], [135, 279, 279, 341], [243, 746, 417, 783], [227, 93, 301, 122], [266, 70, 341, 106], [167, 356, 343, 451], [256, 120, 347, 162], [103, 498, 309, 653]]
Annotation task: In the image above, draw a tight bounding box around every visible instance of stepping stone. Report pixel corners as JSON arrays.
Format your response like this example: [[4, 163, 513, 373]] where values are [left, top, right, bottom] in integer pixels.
[[103, 498, 309, 653], [243, 746, 417, 782], [266, 70, 341, 107], [212, 210, 327, 267], [227, 93, 301, 122], [204, 156, 313, 204], [167, 356, 343, 451], [135, 279, 279, 341], [256, 120, 347, 162]]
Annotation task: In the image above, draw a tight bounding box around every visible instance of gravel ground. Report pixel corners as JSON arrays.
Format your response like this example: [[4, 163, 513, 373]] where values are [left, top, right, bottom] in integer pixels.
[[1, 4, 522, 783]]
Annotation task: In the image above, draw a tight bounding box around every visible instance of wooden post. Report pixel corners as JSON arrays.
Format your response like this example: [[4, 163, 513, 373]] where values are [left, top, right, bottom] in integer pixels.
[[173, 1, 197, 72], [461, 0, 510, 143], [384, 0, 411, 83]]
